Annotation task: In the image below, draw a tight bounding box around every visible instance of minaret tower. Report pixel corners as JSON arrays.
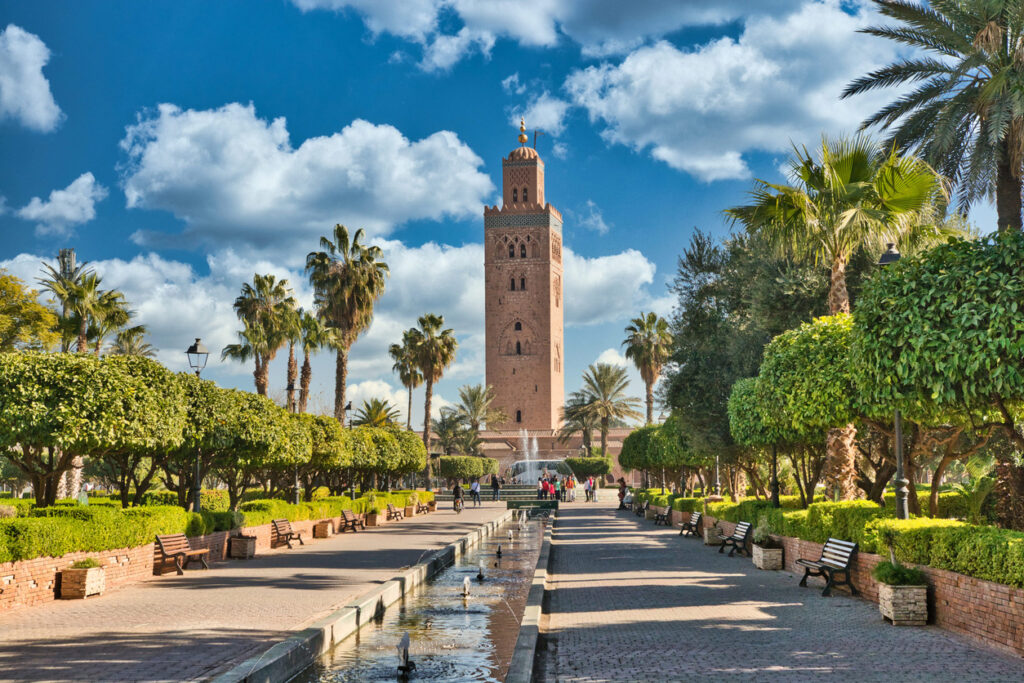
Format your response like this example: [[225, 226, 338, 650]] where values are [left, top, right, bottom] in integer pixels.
[[484, 119, 565, 430]]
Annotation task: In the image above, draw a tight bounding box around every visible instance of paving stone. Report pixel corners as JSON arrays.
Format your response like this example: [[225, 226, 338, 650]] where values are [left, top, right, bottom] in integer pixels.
[[539, 503, 1024, 682], [0, 504, 508, 682]]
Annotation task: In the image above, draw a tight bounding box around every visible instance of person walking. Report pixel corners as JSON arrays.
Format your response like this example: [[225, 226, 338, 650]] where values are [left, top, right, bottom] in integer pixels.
[[491, 473, 501, 501], [583, 476, 592, 502], [453, 481, 465, 513], [537, 477, 544, 500], [617, 477, 628, 510], [569, 476, 576, 502], [553, 476, 561, 502], [470, 479, 482, 507]]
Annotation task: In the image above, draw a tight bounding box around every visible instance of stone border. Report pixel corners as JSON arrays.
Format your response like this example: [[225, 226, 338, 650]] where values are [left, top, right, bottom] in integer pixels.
[[208, 510, 514, 683], [505, 516, 554, 683]]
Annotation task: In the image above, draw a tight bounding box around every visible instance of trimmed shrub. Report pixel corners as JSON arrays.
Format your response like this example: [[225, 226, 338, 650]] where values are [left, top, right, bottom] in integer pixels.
[[672, 497, 701, 513], [802, 500, 890, 545]]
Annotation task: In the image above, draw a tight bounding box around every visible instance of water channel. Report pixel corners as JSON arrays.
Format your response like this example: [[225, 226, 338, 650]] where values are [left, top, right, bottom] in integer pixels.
[[293, 518, 545, 682]]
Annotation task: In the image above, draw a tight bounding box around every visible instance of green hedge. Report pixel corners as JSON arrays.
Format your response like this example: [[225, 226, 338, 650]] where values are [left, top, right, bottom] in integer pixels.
[[141, 489, 231, 511], [863, 518, 1024, 588]]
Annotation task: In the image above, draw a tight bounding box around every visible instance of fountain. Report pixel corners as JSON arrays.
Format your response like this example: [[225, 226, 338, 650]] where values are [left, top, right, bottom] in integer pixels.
[[462, 576, 471, 598], [476, 562, 485, 582], [396, 632, 415, 677], [507, 530, 513, 541], [496, 544, 502, 558]]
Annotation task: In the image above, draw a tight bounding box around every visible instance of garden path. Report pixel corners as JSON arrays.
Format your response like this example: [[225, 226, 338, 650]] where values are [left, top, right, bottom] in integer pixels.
[[0, 502, 508, 682], [537, 502, 1024, 682]]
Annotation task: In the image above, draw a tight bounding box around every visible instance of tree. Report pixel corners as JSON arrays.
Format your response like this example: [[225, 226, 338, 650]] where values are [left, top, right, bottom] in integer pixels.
[[579, 363, 642, 456], [352, 398, 402, 427], [281, 305, 301, 412], [37, 258, 92, 352], [410, 313, 458, 483], [622, 312, 672, 425], [430, 408, 465, 456], [389, 328, 423, 430], [843, 0, 1024, 232], [436, 455, 498, 484], [307, 414, 352, 496], [306, 224, 389, 421], [558, 391, 598, 454], [212, 390, 290, 509], [109, 326, 156, 357], [222, 273, 296, 396], [0, 270, 58, 351], [298, 310, 333, 413], [89, 289, 132, 356], [726, 135, 947, 498], [852, 231, 1024, 528], [564, 456, 612, 480], [454, 383, 507, 434]]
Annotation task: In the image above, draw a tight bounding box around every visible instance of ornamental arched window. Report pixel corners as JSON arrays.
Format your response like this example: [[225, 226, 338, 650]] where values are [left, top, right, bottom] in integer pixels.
[[523, 187, 529, 202], [512, 188, 518, 202], [516, 410, 522, 423], [520, 243, 527, 258], [514, 321, 522, 331], [516, 341, 521, 355], [508, 244, 515, 258], [520, 277, 526, 290], [510, 278, 516, 291]]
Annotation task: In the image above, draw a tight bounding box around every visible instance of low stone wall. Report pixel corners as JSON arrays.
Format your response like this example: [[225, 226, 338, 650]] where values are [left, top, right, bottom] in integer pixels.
[[693, 513, 1024, 658], [0, 510, 418, 612]]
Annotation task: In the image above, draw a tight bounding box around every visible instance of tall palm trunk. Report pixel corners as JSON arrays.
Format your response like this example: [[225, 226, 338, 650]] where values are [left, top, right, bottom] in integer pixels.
[[255, 356, 270, 396], [826, 255, 857, 498], [996, 136, 1023, 233], [406, 382, 413, 430], [299, 350, 312, 413], [77, 317, 88, 353], [600, 417, 609, 456], [286, 342, 297, 411], [335, 347, 348, 422], [422, 377, 434, 480], [645, 379, 654, 425]]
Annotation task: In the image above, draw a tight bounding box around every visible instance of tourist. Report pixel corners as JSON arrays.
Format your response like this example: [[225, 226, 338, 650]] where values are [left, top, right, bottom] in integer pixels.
[[553, 476, 561, 502], [617, 478, 628, 510], [537, 477, 544, 500], [470, 479, 482, 507], [583, 476, 592, 502], [453, 481, 465, 513], [491, 473, 501, 501], [568, 476, 576, 502]]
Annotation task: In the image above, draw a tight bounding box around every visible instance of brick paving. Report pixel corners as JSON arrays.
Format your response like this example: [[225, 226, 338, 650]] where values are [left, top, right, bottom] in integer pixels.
[[538, 502, 1024, 682], [0, 503, 508, 682]]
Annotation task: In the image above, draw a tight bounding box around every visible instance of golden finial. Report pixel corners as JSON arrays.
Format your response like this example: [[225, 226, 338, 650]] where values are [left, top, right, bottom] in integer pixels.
[[518, 117, 528, 145]]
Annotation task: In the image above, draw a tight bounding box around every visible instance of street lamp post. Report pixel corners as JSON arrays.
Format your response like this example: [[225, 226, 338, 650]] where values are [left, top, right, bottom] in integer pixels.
[[878, 244, 910, 520], [343, 401, 357, 500], [185, 338, 209, 514], [770, 444, 780, 508], [714, 453, 721, 496]]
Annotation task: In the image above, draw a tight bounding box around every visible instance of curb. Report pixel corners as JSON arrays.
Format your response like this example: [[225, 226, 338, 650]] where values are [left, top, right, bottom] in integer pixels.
[[505, 515, 554, 683], [207, 509, 514, 683]]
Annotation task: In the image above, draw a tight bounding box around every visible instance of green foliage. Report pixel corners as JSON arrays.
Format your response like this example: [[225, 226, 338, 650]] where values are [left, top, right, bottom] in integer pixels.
[[872, 561, 927, 586], [564, 456, 612, 478], [619, 423, 693, 472], [727, 377, 773, 447], [0, 271, 59, 351], [436, 456, 497, 482], [671, 497, 702, 513], [802, 500, 889, 545], [69, 557, 101, 569]]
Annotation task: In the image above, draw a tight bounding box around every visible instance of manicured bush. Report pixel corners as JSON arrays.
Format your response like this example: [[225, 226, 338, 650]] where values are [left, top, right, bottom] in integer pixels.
[[802, 500, 890, 545], [564, 457, 612, 478], [436, 456, 498, 482], [872, 561, 927, 586], [672, 497, 702, 513]]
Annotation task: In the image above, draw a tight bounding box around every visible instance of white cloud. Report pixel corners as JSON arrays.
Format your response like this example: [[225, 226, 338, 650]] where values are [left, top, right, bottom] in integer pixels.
[[501, 72, 526, 95], [564, 1, 902, 181], [595, 347, 627, 367], [511, 91, 569, 137], [551, 142, 568, 159], [119, 102, 494, 259], [16, 172, 108, 236], [564, 247, 660, 326], [577, 199, 610, 234], [0, 24, 62, 132], [290, 0, 800, 69]]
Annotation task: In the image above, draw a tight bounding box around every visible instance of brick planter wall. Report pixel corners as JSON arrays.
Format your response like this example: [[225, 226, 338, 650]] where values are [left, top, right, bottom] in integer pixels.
[[703, 514, 1024, 658], [1, 512, 381, 612]]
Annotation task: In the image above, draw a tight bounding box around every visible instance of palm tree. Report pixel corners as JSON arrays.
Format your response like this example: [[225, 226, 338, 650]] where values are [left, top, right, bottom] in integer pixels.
[[352, 398, 402, 427], [454, 383, 507, 435], [280, 305, 301, 411], [298, 310, 333, 413], [579, 363, 642, 456], [389, 329, 423, 430], [109, 325, 156, 357], [430, 408, 465, 456], [66, 272, 104, 353], [306, 224, 389, 422], [622, 312, 672, 425], [410, 313, 458, 483], [558, 391, 599, 455], [37, 259, 93, 352], [223, 274, 296, 395], [89, 289, 132, 356], [842, 0, 1024, 232], [727, 135, 948, 499], [726, 135, 948, 314]]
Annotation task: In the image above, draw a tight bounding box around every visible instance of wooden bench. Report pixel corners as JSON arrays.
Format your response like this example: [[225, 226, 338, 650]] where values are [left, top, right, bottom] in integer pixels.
[[272, 518, 304, 548], [416, 501, 430, 514], [717, 521, 752, 557], [341, 509, 365, 532], [653, 506, 671, 526], [679, 511, 703, 537], [156, 533, 210, 575], [796, 538, 859, 597], [634, 500, 649, 517], [386, 503, 405, 521]]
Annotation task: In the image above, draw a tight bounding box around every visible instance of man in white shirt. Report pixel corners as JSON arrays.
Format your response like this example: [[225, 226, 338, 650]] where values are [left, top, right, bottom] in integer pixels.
[[470, 480, 482, 507]]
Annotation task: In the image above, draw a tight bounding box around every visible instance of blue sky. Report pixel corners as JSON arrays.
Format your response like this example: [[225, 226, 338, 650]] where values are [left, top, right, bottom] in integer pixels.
[[0, 1, 993, 425]]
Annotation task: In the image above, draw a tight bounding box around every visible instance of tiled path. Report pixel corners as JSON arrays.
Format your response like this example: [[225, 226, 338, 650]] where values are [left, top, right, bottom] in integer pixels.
[[538, 503, 1024, 682], [0, 503, 508, 682]]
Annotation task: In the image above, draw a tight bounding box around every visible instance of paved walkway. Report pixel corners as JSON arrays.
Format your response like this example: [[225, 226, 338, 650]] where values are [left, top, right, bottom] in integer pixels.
[[538, 502, 1024, 682], [0, 503, 508, 682]]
